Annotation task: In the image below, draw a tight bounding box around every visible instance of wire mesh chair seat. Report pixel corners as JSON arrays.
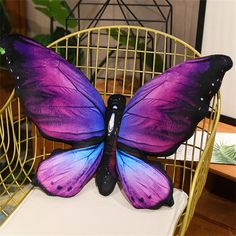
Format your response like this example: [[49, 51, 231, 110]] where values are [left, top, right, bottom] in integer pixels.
[[0, 25, 220, 236]]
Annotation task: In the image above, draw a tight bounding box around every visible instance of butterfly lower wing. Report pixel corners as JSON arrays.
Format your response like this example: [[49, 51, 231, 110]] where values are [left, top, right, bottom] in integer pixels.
[[116, 149, 173, 209], [36, 143, 104, 197], [0, 34, 106, 145], [118, 55, 233, 156]]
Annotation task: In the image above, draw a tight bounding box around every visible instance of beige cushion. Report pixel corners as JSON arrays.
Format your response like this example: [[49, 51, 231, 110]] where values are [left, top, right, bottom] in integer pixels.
[[1, 180, 188, 236]]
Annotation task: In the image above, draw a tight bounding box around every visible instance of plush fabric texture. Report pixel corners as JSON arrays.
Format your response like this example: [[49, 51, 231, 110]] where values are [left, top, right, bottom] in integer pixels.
[[36, 143, 104, 197], [116, 150, 173, 209], [0, 34, 232, 209], [0, 34, 106, 145], [118, 55, 233, 156]]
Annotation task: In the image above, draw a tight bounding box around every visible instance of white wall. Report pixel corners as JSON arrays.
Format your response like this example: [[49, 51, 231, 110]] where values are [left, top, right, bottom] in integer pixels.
[[171, 0, 199, 47], [26, 0, 199, 47], [202, 0, 236, 119]]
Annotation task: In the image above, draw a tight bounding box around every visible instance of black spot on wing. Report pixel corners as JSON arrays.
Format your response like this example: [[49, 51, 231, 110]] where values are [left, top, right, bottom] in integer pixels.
[[57, 185, 63, 190], [67, 186, 72, 192], [139, 197, 144, 203]]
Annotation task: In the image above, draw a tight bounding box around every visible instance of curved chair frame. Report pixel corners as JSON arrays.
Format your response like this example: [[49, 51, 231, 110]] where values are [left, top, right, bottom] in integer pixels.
[[0, 26, 220, 235]]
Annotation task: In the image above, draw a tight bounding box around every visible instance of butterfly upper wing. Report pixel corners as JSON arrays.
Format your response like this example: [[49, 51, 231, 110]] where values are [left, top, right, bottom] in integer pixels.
[[116, 150, 173, 209], [0, 34, 106, 145], [118, 55, 233, 156], [36, 143, 104, 197]]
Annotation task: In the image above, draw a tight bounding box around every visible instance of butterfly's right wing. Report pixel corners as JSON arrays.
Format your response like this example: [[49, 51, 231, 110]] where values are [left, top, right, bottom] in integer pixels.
[[116, 149, 173, 209], [116, 55, 232, 209], [118, 55, 232, 156]]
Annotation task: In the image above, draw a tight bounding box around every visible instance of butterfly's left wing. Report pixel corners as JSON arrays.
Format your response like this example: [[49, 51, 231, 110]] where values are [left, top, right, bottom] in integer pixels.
[[0, 34, 106, 197], [116, 55, 232, 209]]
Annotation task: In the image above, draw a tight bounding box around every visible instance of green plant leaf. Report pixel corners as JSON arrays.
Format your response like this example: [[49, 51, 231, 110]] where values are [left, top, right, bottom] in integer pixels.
[[109, 28, 163, 73], [53, 27, 82, 65], [110, 28, 136, 48], [33, 0, 77, 28], [33, 34, 52, 46], [0, 47, 6, 55], [60, 0, 77, 28], [146, 51, 163, 73], [49, 0, 76, 28], [35, 6, 52, 18], [49, 0, 70, 27], [51, 26, 68, 40], [33, 27, 83, 65], [32, 0, 49, 6], [109, 28, 119, 40], [213, 142, 236, 164], [33, 27, 68, 45]]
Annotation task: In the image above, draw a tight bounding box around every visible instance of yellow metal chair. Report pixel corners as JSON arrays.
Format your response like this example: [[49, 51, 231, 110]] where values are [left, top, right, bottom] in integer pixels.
[[0, 26, 220, 235]]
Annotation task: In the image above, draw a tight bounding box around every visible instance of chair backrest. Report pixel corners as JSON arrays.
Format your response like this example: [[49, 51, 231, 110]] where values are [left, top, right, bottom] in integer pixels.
[[0, 26, 220, 235]]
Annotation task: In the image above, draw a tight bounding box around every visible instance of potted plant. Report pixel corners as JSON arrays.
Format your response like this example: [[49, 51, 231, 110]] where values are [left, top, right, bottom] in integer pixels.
[[32, 0, 83, 64]]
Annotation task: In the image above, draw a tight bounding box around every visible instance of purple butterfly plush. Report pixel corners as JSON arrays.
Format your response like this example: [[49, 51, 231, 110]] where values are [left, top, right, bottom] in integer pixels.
[[0, 34, 232, 209]]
